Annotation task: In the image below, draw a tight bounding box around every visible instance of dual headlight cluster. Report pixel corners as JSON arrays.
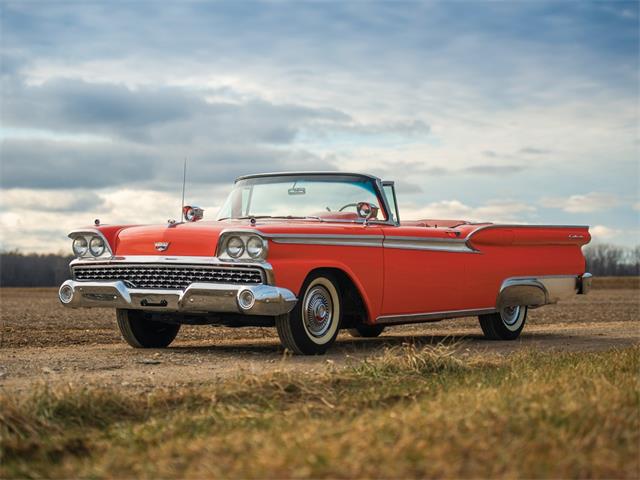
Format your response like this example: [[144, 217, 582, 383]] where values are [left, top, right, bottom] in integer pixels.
[[218, 233, 268, 261], [72, 234, 111, 258]]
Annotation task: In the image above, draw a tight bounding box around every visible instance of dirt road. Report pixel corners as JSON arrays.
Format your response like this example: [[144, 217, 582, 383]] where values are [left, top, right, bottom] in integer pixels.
[[1, 286, 638, 393]]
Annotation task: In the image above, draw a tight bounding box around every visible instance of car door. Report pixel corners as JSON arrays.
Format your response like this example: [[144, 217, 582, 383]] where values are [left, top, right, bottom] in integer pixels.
[[378, 225, 474, 318]]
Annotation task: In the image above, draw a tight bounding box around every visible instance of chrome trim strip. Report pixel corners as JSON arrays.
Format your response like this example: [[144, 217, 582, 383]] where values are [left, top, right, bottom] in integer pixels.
[[235, 171, 382, 183], [70, 256, 276, 285], [224, 230, 477, 252], [269, 233, 384, 247], [383, 236, 478, 253], [218, 231, 477, 252], [59, 280, 297, 316], [377, 308, 496, 325]]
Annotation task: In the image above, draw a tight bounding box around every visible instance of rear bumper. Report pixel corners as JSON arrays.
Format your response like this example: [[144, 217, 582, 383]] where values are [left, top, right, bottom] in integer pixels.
[[497, 273, 592, 310], [58, 280, 297, 316]]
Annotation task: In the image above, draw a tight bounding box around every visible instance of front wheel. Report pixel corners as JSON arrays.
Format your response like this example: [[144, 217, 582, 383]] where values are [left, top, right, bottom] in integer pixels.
[[116, 309, 180, 348], [479, 306, 528, 340], [276, 272, 342, 355]]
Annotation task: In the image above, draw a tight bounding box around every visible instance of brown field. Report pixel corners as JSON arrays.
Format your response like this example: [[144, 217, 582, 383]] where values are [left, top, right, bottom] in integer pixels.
[[1, 280, 639, 478], [592, 276, 640, 289]]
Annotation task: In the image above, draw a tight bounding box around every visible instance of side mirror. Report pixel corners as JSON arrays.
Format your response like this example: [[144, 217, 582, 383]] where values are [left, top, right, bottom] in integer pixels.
[[183, 205, 204, 222], [356, 202, 378, 222]]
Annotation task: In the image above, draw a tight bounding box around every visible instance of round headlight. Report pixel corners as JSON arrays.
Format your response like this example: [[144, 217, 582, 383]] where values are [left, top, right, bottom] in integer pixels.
[[246, 236, 264, 259], [89, 236, 106, 257], [72, 237, 88, 257], [226, 236, 245, 258]]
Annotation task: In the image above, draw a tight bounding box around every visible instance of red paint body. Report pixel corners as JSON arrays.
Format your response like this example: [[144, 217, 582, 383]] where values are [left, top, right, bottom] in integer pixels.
[[90, 218, 590, 324]]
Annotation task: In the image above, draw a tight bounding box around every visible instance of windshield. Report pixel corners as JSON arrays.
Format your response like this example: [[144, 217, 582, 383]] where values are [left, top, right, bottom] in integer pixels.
[[217, 175, 387, 221]]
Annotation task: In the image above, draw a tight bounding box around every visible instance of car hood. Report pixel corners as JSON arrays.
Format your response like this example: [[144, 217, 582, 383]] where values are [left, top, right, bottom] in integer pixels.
[[114, 222, 229, 256]]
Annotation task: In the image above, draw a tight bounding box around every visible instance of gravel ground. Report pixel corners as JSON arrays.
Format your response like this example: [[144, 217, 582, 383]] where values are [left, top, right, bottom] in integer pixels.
[[1, 286, 638, 393]]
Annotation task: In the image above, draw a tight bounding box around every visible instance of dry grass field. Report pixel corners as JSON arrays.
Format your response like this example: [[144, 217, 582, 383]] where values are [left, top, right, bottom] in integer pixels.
[[1, 278, 639, 478]]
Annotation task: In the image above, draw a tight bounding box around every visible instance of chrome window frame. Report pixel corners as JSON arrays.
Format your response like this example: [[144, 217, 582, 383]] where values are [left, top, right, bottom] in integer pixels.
[[381, 180, 400, 224], [232, 171, 399, 226]]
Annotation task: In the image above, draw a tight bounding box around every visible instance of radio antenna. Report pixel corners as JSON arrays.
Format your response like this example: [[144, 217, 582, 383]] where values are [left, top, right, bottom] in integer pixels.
[[180, 158, 187, 222]]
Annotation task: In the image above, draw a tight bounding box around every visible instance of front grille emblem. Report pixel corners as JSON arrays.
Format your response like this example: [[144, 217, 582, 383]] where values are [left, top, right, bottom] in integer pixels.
[[154, 242, 170, 252]]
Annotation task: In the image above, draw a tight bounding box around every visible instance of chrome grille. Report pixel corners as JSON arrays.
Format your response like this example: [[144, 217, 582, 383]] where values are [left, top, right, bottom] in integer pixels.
[[72, 264, 264, 290]]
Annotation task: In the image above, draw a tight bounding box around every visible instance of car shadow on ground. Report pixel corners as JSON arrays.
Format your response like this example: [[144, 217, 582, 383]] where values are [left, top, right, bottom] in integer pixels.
[[168, 332, 519, 357], [164, 329, 637, 360]]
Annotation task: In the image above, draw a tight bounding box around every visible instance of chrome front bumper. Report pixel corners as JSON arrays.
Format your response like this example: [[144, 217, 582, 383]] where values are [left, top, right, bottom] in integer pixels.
[[58, 280, 297, 316]]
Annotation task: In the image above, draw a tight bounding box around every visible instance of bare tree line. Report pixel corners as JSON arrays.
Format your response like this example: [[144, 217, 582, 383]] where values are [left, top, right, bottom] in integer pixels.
[[0, 244, 638, 287], [1, 252, 74, 287], [582, 243, 640, 277]]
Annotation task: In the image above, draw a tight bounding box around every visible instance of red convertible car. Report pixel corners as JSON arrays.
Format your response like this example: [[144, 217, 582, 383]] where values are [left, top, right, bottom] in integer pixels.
[[59, 172, 592, 354]]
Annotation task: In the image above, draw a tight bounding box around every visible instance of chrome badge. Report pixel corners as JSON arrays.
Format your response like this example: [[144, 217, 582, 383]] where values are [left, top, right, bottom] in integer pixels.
[[154, 242, 170, 252]]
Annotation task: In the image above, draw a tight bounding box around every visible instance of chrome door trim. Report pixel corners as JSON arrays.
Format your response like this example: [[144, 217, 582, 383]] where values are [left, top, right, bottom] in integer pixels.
[[376, 307, 496, 325], [383, 236, 478, 253], [269, 233, 384, 247]]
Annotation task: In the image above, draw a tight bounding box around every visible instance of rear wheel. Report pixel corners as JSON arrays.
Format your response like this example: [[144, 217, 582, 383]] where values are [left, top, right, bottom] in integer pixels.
[[479, 306, 527, 340], [276, 272, 342, 355], [348, 324, 385, 338], [116, 309, 180, 348]]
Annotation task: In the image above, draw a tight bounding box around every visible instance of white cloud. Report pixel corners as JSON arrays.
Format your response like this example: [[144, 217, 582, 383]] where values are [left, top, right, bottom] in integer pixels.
[[0, 188, 103, 212], [0, 187, 228, 253], [402, 199, 535, 223], [540, 192, 620, 213], [590, 225, 621, 241]]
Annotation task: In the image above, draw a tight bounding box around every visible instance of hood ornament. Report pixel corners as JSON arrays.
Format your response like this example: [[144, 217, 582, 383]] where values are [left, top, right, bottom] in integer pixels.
[[155, 242, 170, 252]]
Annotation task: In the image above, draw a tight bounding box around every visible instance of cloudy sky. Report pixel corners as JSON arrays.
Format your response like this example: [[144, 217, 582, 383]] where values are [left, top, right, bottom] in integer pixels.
[[1, 1, 638, 253]]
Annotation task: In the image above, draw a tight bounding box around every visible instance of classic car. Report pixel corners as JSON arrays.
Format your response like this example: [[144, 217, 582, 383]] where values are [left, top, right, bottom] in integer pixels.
[[59, 172, 592, 355]]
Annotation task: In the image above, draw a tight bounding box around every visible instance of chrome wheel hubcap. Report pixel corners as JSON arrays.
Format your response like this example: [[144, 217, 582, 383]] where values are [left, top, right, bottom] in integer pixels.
[[303, 285, 333, 337], [501, 306, 521, 326]]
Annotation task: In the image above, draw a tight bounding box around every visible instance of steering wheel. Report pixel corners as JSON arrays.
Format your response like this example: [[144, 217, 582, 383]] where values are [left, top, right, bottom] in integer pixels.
[[338, 203, 359, 212]]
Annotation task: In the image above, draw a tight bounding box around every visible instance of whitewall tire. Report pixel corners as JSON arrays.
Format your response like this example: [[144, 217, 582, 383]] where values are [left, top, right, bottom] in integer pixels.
[[479, 306, 527, 340], [276, 273, 342, 355]]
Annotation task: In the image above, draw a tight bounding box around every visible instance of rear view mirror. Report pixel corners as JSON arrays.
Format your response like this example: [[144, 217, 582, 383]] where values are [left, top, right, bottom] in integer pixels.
[[356, 202, 378, 221], [183, 205, 204, 222]]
